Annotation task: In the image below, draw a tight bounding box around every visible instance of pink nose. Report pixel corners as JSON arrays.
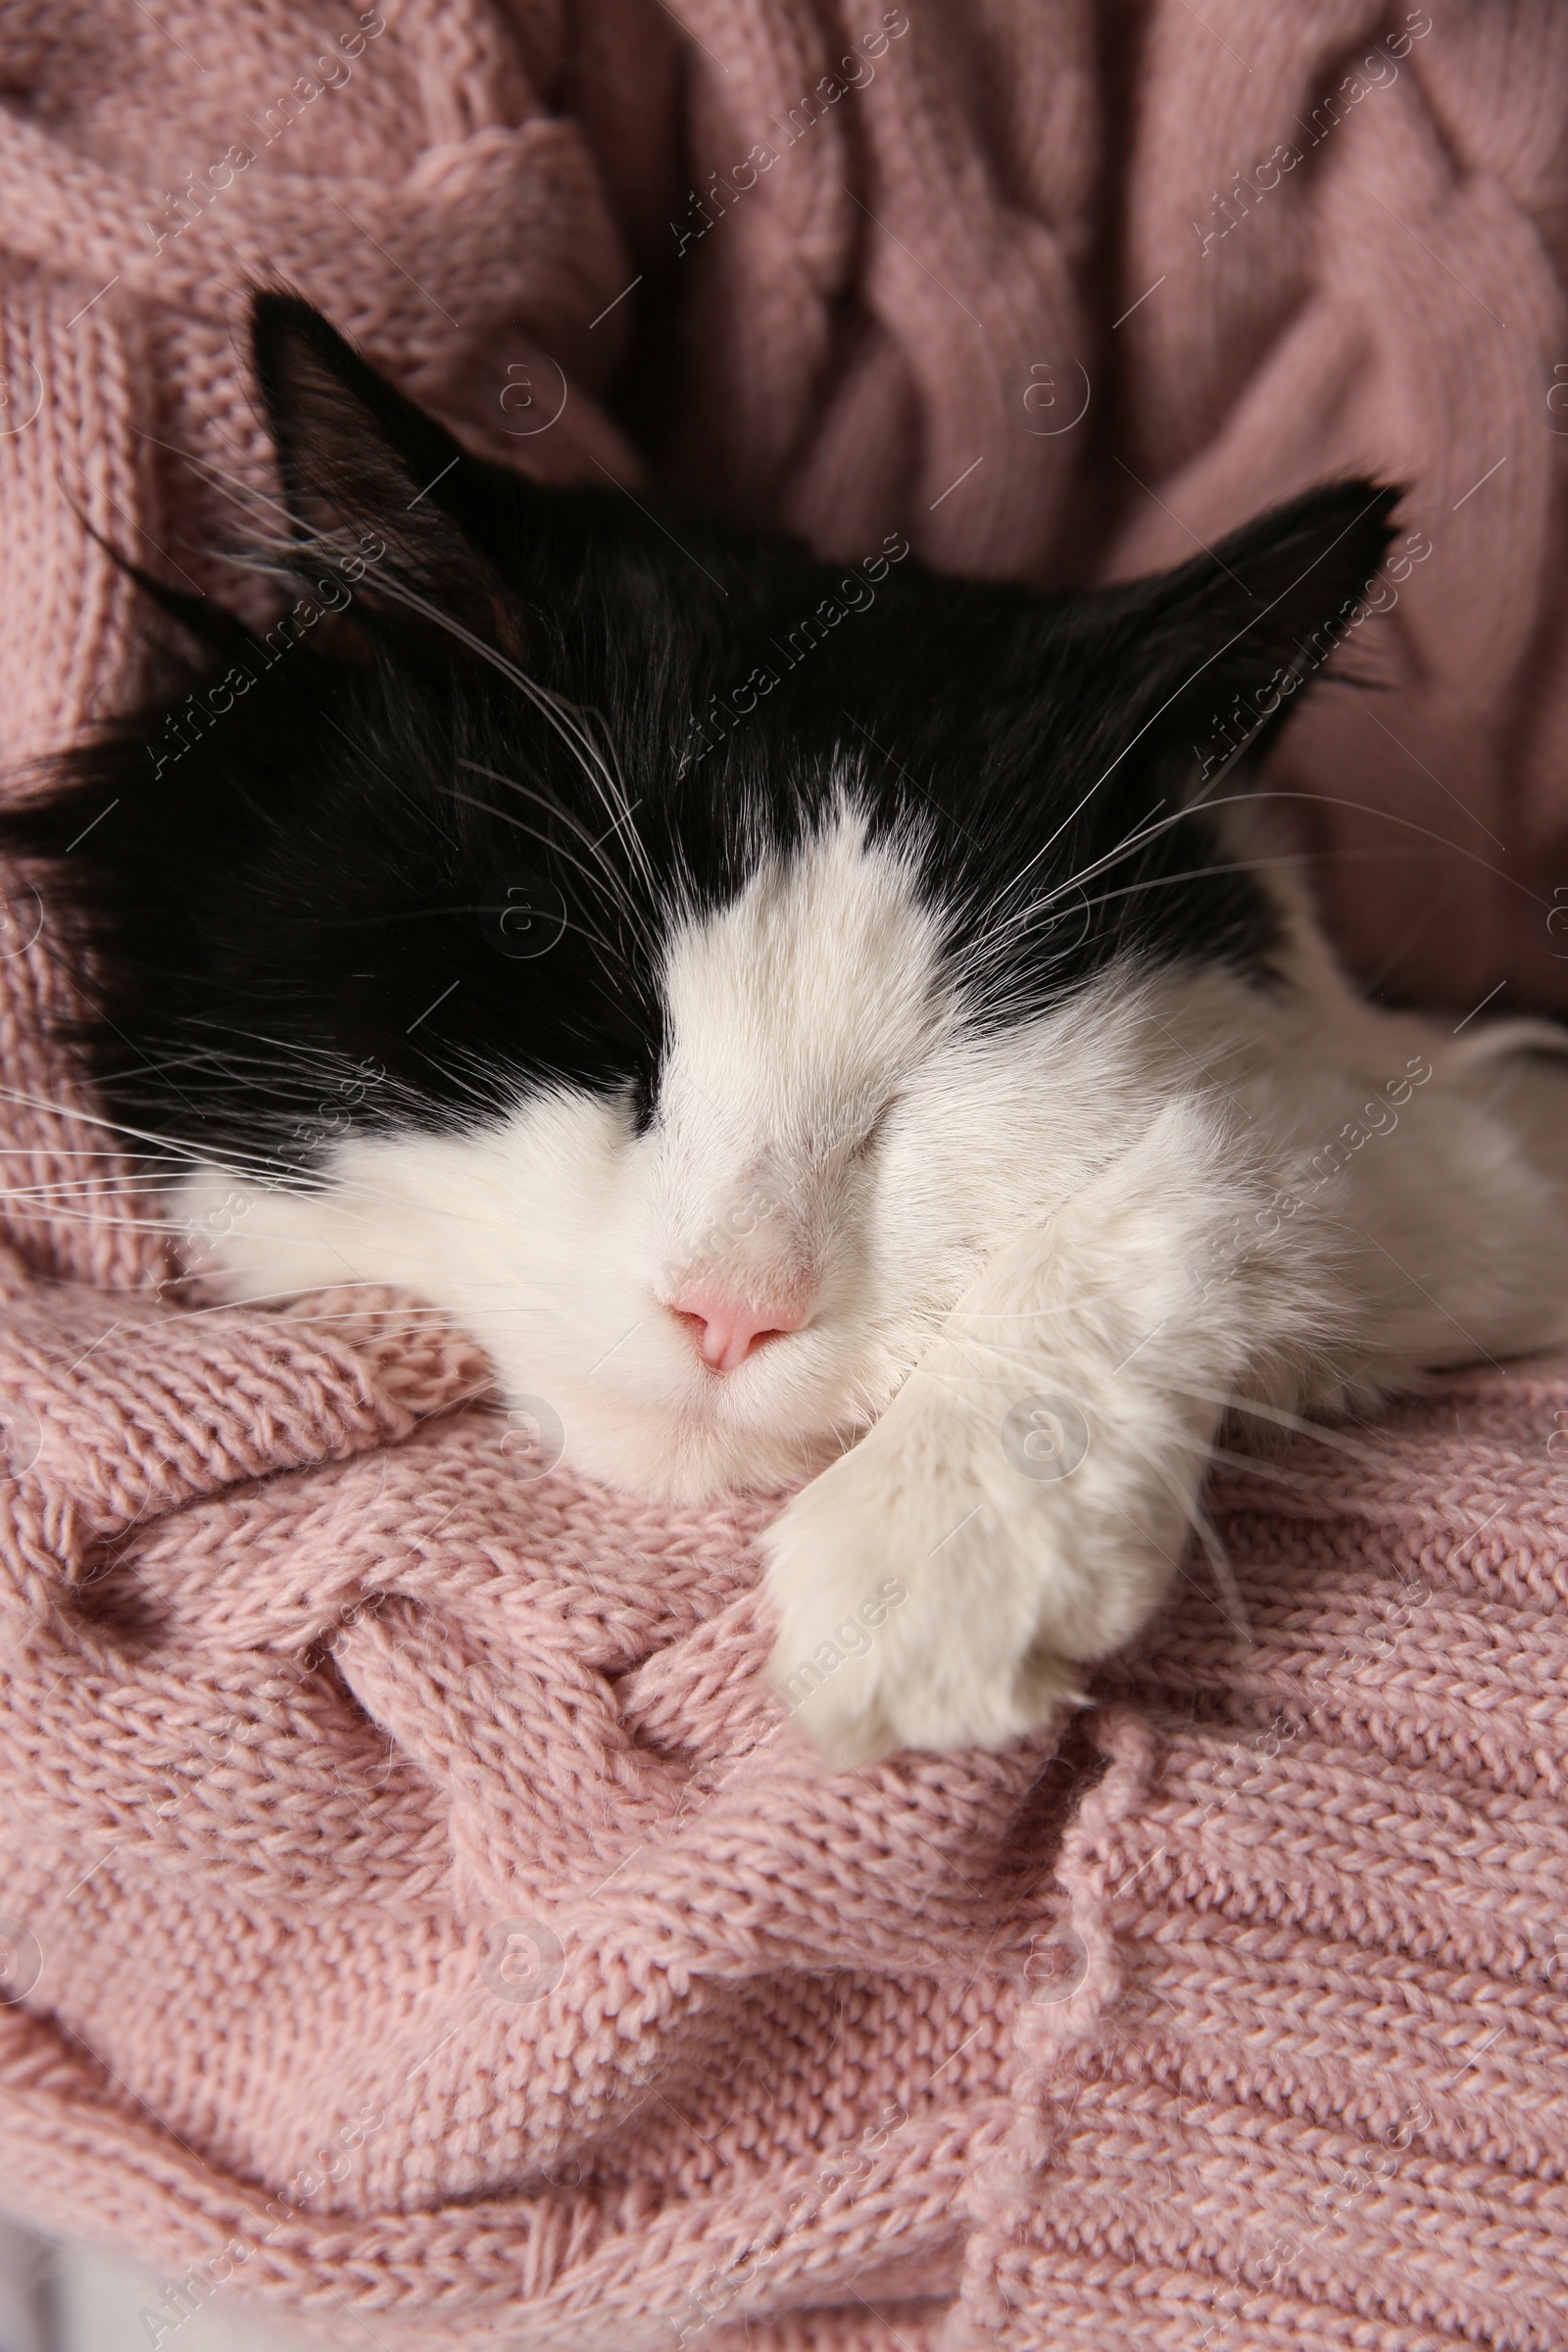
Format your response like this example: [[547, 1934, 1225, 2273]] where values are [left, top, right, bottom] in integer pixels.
[[669, 1283, 807, 1372]]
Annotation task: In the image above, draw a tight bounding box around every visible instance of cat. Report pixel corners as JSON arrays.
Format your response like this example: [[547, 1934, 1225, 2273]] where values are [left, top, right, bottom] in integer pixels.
[[9, 290, 1568, 1765]]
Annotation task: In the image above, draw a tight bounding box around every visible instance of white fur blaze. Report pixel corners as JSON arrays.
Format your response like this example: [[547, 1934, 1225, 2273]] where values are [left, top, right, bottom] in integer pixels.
[[172, 811, 1568, 1761]]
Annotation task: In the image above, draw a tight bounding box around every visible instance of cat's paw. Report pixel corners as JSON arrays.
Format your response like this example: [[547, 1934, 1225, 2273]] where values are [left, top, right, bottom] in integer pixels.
[[761, 1385, 1174, 1763]]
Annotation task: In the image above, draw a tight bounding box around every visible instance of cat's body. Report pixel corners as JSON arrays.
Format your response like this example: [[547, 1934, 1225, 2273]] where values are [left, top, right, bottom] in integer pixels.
[[13, 295, 1568, 1760]]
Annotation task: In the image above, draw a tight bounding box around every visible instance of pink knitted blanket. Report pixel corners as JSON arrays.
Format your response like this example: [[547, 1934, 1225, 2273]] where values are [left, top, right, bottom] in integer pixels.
[[2, 4, 1567, 2346]]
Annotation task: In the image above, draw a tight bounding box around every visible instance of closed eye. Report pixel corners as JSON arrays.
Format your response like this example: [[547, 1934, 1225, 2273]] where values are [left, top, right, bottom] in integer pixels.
[[625, 1062, 660, 1135], [850, 1098, 899, 1160]]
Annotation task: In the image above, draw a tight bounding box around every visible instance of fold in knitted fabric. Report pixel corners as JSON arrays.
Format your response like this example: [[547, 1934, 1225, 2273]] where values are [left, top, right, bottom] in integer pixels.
[[0, 4, 1566, 2347]]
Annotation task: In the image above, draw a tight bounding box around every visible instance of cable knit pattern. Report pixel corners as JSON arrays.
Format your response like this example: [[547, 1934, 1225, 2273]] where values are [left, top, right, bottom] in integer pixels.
[[1, 3, 1566, 2346]]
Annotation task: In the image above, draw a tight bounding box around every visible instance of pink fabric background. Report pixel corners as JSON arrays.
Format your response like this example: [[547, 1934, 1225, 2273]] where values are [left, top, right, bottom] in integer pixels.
[[0, 3, 1566, 2345]]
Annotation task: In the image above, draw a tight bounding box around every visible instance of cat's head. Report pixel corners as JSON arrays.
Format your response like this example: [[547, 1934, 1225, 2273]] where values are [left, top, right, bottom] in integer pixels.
[[10, 294, 1397, 1498]]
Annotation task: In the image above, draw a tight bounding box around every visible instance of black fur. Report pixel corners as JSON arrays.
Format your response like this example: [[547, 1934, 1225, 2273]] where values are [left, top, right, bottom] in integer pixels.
[[1, 294, 1397, 1180]]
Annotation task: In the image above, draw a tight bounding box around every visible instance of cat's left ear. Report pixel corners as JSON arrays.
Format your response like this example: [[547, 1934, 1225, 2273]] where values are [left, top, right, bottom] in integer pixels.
[[249, 290, 517, 648], [1098, 479, 1402, 781]]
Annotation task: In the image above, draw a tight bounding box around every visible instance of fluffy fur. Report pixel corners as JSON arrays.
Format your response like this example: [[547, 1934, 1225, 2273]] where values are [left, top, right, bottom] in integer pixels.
[[11, 294, 1568, 1762]]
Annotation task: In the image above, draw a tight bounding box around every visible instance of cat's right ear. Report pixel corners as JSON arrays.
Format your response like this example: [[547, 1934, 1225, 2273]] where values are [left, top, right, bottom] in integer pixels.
[[249, 290, 519, 652], [1095, 479, 1402, 792]]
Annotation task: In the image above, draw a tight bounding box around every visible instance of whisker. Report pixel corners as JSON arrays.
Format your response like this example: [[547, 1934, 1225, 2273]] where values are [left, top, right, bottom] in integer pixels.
[[131, 430, 297, 534], [1154, 1462, 1253, 1642], [360, 571, 661, 911], [455, 759, 655, 956]]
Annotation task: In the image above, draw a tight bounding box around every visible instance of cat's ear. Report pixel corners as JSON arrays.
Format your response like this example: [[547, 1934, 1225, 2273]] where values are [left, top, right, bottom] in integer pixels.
[[249, 290, 515, 649], [1103, 480, 1401, 782]]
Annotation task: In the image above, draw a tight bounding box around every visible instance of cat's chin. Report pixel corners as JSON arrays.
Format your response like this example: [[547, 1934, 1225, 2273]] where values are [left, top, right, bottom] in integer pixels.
[[528, 1385, 852, 1507]]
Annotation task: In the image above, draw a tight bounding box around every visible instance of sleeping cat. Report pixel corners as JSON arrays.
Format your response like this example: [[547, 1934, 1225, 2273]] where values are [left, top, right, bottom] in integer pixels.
[[11, 292, 1568, 1763]]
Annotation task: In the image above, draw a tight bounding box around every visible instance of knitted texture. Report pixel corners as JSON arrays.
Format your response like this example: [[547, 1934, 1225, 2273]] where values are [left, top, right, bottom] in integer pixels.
[[1, 3, 1566, 2347]]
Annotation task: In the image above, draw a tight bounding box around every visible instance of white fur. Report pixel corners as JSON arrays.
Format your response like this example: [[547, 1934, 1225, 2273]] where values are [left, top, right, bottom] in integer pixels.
[[178, 808, 1568, 1760]]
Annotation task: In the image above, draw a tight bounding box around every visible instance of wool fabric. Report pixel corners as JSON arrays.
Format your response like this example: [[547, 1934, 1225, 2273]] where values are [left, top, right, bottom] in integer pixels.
[[0, 3, 1566, 2347]]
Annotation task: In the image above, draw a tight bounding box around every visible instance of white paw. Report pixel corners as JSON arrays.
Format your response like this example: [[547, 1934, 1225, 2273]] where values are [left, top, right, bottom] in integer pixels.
[[761, 1382, 1179, 1763]]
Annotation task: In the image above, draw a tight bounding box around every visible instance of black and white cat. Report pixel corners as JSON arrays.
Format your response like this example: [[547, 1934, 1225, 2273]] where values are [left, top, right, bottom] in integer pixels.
[[12, 293, 1568, 1762]]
